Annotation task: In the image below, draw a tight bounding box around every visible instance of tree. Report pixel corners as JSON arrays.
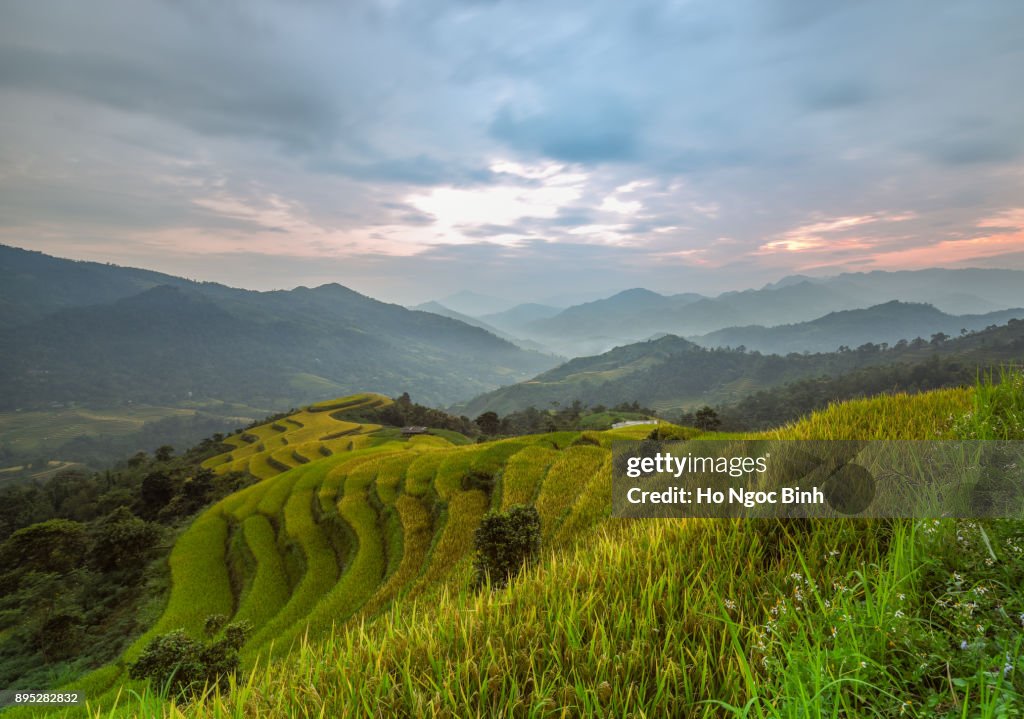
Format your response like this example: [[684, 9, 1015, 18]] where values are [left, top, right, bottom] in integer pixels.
[[930, 332, 949, 345], [0, 519, 88, 574], [154, 445, 175, 462], [474, 411, 500, 436], [472, 505, 541, 590], [140, 471, 174, 515], [694, 406, 722, 431], [90, 507, 161, 573], [129, 617, 251, 698]]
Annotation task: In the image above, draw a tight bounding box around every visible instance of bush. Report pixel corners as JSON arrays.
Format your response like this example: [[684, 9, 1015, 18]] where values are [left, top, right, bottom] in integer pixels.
[[128, 617, 251, 698], [472, 504, 541, 591]]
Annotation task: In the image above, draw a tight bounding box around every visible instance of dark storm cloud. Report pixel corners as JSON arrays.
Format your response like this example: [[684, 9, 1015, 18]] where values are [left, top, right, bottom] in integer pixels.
[[0, 0, 1022, 301], [490, 95, 641, 162]]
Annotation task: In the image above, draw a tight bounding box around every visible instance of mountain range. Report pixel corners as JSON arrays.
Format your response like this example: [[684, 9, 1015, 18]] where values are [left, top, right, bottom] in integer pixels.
[[489, 270, 1024, 356], [0, 245, 555, 410], [456, 318, 1024, 417], [691, 301, 1024, 354]]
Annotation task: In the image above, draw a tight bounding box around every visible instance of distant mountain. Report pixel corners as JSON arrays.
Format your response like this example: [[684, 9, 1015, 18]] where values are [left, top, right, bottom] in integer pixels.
[[693, 301, 1024, 354], [479, 303, 563, 333], [456, 318, 1024, 417], [518, 270, 1024, 356], [435, 290, 516, 317], [411, 301, 509, 335], [410, 301, 553, 353], [0, 245, 556, 410], [0, 244, 201, 330]]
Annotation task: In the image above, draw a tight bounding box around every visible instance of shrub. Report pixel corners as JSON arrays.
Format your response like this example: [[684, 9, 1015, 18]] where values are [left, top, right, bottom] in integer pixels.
[[128, 618, 252, 699], [472, 504, 541, 591]]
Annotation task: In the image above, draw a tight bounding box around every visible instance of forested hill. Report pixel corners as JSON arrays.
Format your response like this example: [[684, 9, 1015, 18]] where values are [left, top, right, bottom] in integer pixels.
[[0, 245, 556, 410], [457, 319, 1024, 416], [692, 300, 1024, 354]]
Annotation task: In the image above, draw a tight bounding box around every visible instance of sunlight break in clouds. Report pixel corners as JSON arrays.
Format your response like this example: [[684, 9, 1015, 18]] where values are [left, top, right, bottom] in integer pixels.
[[406, 162, 587, 245], [758, 213, 916, 253]]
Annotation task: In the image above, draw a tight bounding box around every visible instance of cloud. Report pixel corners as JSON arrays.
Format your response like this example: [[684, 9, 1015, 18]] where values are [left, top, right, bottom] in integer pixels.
[[490, 95, 641, 162], [1, 0, 1023, 303]]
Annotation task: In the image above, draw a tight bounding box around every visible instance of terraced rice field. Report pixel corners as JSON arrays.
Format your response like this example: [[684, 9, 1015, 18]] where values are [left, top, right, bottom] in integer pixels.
[[67, 393, 628, 711]]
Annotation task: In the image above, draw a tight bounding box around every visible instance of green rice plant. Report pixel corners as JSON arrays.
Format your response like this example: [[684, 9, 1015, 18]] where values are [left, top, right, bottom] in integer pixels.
[[374, 454, 412, 506], [499, 445, 558, 509], [233, 515, 291, 628], [54, 385, 1024, 719], [774, 387, 971, 440], [317, 463, 347, 514], [434, 448, 481, 500], [470, 439, 530, 477], [404, 452, 446, 497], [290, 466, 387, 644], [409, 488, 490, 596], [358, 494, 434, 616], [248, 451, 288, 480], [552, 455, 612, 546], [406, 434, 453, 449], [270, 446, 301, 471], [534, 444, 607, 541], [124, 511, 235, 661], [255, 466, 307, 518], [245, 469, 339, 655]]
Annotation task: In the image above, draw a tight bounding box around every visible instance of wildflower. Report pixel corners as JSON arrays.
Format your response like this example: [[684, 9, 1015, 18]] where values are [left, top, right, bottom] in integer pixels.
[[724, 599, 737, 611], [830, 626, 837, 638], [897, 593, 906, 601], [900, 700, 913, 715], [1004, 653, 1014, 677], [894, 610, 905, 619], [961, 640, 969, 650], [859, 661, 867, 669]]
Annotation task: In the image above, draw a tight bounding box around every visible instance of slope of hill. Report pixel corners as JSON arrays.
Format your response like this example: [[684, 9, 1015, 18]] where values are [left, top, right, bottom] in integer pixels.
[[693, 301, 1024, 354], [459, 319, 1024, 416], [0, 244, 203, 330], [410, 301, 552, 353], [478, 302, 563, 333], [31, 374, 1024, 718], [0, 246, 557, 411]]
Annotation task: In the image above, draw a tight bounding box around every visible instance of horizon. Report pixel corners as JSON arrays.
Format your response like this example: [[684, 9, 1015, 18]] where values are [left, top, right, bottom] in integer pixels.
[[2, 2, 1023, 304], [9, 241, 1024, 311]]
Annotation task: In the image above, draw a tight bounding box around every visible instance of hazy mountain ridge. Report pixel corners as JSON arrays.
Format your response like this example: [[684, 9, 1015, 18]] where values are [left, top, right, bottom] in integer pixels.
[[0, 247, 557, 410], [457, 318, 1024, 417], [515, 270, 1024, 356], [692, 301, 1024, 354]]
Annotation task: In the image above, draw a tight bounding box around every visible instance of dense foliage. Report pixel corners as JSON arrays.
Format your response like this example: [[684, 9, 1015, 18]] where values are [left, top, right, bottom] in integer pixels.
[[472, 504, 542, 590], [0, 435, 251, 690]]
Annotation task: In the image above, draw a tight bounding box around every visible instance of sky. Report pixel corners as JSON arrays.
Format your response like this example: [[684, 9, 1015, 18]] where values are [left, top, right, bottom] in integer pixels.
[[1, 0, 1023, 306]]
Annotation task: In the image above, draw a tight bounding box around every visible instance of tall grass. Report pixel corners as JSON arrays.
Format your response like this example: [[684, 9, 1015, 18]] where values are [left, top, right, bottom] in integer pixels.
[[499, 446, 558, 508], [45, 379, 1024, 718]]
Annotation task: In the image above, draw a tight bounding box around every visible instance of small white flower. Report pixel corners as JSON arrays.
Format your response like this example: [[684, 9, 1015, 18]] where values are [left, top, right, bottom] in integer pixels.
[[897, 593, 906, 601], [724, 599, 737, 610], [894, 610, 905, 619]]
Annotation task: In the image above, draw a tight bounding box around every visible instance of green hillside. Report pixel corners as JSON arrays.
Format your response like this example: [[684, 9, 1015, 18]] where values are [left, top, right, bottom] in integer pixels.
[[13, 375, 1024, 718], [459, 320, 1024, 417], [0, 246, 556, 413]]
